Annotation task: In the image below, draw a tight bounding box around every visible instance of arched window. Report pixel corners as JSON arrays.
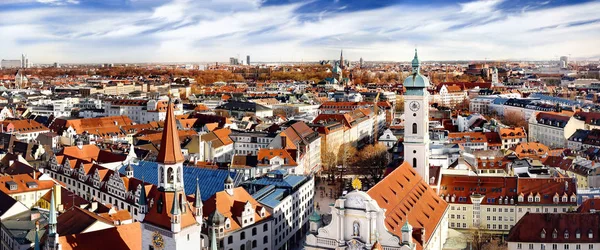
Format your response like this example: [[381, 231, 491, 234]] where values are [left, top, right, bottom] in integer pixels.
[[412, 123, 417, 134], [167, 167, 174, 184], [240, 245, 245, 250], [158, 166, 163, 183], [263, 236, 268, 244], [413, 158, 417, 168]]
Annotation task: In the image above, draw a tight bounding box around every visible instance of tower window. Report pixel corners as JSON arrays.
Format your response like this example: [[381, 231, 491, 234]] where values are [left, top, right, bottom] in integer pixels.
[[412, 123, 417, 134], [413, 158, 417, 168], [167, 167, 174, 184]]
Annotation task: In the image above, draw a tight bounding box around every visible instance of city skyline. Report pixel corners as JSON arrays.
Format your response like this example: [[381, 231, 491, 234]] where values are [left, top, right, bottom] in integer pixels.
[[1, 0, 600, 63]]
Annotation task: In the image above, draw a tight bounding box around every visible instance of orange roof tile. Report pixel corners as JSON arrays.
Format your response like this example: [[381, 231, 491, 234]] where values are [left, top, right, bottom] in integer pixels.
[[156, 101, 185, 164], [367, 162, 448, 247], [58, 222, 142, 250], [203, 187, 270, 233]]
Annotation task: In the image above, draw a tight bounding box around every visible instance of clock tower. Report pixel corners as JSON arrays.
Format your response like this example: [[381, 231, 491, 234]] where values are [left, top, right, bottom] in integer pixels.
[[403, 49, 430, 183]]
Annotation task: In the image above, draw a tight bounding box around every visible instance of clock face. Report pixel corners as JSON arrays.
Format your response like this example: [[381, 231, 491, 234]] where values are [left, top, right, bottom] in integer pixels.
[[152, 232, 164, 249], [410, 101, 420, 112]]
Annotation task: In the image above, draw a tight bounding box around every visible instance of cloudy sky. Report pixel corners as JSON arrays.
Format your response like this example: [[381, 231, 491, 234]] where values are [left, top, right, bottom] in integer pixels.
[[1, 0, 599, 63]]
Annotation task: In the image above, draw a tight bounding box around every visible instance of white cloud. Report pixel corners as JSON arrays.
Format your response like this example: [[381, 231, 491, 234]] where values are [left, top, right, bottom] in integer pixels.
[[459, 0, 504, 14], [0, 0, 598, 63]]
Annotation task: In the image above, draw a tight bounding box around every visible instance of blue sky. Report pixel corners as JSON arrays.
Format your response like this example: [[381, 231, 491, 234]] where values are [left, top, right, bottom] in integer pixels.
[[1, 0, 599, 63]]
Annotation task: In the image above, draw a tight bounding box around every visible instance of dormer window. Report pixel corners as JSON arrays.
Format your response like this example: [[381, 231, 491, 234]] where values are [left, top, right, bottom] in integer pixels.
[[562, 196, 567, 202], [535, 196, 540, 202], [553, 197, 559, 203], [541, 229, 546, 238], [588, 230, 593, 239], [576, 230, 581, 239], [528, 196, 533, 202], [553, 229, 558, 239], [564, 230, 569, 239]]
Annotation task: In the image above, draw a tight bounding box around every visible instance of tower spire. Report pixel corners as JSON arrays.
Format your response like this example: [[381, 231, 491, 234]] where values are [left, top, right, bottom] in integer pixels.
[[156, 98, 184, 164], [411, 48, 420, 73], [194, 177, 202, 208], [210, 223, 218, 250], [49, 188, 57, 235]]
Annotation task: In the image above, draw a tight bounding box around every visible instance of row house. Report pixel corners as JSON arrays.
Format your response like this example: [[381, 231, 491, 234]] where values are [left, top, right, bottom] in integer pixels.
[[102, 99, 184, 124], [508, 213, 600, 250], [203, 178, 272, 250], [448, 132, 489, 151], [49, 116, 134, 145], [529, 112, 579, 149], [269, 122, 321, 174], [195, 128, 234, 163], [511, 142, 563, 161], [568, 129, 600, 151], [499, 127, 527, 150], [0, 171, 55, 208], [45, 154, 148, 219], [230, 130, 277, 156], [312, 121, 344, 162], [0, 119, 50, 143], [242, 170, 314, 250], [439, 175, 577, 234], [431, 84, 468, 108]]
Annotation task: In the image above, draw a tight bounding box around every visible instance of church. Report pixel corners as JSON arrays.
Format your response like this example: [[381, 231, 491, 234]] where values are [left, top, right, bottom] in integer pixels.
[[304, 50, 449, 250], [138, 99, 203, 250]]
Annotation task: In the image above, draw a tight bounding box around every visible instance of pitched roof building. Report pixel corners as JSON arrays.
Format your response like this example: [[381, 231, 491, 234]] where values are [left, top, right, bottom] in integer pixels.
[[367, 162, 449, 250]]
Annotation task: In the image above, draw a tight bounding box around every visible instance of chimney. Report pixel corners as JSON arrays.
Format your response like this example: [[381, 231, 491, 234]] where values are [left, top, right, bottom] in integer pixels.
[[91, 201, 98, 212]]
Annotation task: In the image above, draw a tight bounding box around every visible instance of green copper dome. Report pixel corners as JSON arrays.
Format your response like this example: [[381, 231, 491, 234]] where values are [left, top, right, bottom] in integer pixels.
[[411, 49, 420, 70], [403, 49, 430, 94], [309, 210, 321, 222], [401, 219, 413, 232]]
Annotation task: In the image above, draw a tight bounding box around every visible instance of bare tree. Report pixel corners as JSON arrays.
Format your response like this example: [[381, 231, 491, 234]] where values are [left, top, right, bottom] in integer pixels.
[[356, 143, 390, 181], [466, 226, 493, 250], [321, 149, 337, 180]]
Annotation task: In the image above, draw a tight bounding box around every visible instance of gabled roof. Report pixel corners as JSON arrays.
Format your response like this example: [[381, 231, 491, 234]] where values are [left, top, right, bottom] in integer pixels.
[[367, 162, 448, 247], [508, 213, 600, 243], [202, 187, 270, 233], [58, 222, 142, 250], [57, 207, 114, 236]]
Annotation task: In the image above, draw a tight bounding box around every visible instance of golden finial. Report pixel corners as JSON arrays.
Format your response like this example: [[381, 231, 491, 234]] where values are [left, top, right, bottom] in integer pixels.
[[352, 177, 362, 191]]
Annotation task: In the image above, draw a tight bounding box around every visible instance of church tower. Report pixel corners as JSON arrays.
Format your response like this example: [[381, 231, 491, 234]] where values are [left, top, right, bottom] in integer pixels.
[[403, 49, 430, 183], [141, 98, 201, 250]]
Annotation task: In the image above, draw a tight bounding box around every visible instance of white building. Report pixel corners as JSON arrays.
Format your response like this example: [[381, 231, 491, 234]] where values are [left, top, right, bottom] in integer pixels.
[[305, 189, 410, 250], [529, 112, 580, 148], [244, 170, 314, 250], [103, 99, 183, 124]]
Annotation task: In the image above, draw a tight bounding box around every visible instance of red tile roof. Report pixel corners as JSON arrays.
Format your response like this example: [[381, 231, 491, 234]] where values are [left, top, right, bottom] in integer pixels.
[[58, 222, 142, 250], [508, 213, 600, 243], [439, 175, 518, 205], [367, 162, 448, 248]]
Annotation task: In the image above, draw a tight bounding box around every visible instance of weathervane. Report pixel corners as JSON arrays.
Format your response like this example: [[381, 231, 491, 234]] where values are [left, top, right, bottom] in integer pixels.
[[352, 177, 362, 191]]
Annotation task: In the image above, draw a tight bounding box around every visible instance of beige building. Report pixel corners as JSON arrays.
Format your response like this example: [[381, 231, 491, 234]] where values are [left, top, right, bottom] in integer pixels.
[[528, 111, 581, 148], [440, 174, 577, 235]]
